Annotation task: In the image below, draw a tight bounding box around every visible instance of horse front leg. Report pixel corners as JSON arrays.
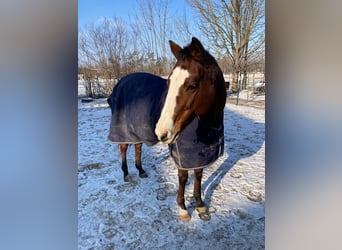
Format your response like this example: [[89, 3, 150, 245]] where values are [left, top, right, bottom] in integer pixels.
[[119, 144, 131, 182], [194, 168, 211, 221], [177, 169, 191, 222], [134, 143, 147, 178]]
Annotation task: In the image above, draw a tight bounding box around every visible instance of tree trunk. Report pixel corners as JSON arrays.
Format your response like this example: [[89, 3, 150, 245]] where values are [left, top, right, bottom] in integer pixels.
[[241, 41, 249, 90], [231, 71, 239, 92], [241, 70, 247, 90]]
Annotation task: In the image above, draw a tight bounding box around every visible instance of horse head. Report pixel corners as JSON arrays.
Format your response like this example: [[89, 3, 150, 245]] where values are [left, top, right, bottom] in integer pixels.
[[155, 37, 226, 144]]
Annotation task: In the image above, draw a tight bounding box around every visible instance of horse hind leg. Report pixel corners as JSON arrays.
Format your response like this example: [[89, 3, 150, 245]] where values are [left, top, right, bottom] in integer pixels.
[[194, 168, 210, 221], [177, 169, 191, 222], [119, 144, 131, 182], [134, 143, 147, 178]]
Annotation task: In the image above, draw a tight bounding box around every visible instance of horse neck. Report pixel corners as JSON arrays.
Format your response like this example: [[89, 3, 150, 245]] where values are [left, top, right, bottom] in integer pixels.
[[199, 105, 223, 129], [199, 78, 226, 129]]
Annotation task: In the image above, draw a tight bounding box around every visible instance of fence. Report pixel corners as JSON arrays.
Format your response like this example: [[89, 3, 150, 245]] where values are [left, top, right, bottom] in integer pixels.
[[78, 79, 117, 98], [224, 72, 264, 89]]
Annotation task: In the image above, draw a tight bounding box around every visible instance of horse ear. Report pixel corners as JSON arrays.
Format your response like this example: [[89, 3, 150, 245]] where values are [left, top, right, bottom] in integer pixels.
[[169, 40, 182, 58], [190, 37, 205, 60]]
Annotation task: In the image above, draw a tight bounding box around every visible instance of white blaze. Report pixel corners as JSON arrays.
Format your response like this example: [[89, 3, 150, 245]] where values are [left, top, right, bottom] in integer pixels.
[[155, 67, 190, 141]]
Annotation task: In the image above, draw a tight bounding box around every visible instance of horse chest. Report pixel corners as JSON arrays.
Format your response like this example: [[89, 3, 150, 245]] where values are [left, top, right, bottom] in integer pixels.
[[169, 117, 224, 169]]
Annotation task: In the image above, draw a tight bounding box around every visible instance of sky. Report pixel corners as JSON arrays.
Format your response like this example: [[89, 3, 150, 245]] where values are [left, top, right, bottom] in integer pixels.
[[78, 0, 195, 30], [78, 0, 134, 29]]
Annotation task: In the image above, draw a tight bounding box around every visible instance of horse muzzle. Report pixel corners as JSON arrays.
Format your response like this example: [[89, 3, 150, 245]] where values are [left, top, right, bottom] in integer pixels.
[[155, 126, 179, 144], [156, 130, 174, 144]]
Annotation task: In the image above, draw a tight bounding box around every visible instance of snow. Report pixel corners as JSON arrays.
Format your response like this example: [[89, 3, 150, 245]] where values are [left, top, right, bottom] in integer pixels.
[[78, 97, 265, 249]]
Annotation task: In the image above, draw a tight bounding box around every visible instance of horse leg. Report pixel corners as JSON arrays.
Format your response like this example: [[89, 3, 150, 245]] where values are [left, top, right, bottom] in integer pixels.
[[134, 143, 147, 178], [119, 144, 131, 182], [177, 169, 191, 222], [194, 168, 211, 221]]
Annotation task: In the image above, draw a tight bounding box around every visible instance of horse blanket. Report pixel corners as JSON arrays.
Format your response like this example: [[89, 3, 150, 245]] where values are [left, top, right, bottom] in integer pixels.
[[107, 73, 166, 146], [107, 72, 224, 169]]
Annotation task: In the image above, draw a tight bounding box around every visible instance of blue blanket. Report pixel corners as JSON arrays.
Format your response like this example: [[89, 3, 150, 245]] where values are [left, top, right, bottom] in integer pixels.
[[107, 73, 167, 146], [169, 118, 224, 169], [107, 72, 224, 169]]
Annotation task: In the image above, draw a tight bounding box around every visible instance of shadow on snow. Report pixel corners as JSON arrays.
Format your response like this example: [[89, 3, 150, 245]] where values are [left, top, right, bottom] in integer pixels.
[[202, 105, 265, 208]]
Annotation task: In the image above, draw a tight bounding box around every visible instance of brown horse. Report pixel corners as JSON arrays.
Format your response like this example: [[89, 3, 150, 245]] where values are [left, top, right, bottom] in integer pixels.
[[155, 37, 226, 221], [108, 38, 226, 221]]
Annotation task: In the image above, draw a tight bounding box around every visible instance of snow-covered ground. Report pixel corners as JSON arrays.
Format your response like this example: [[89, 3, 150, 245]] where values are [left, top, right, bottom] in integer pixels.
[[78, 98, 265, 249]]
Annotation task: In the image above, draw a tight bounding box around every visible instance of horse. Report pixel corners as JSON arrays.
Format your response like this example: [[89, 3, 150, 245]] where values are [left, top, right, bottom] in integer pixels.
[[107, 37, 226, 221]]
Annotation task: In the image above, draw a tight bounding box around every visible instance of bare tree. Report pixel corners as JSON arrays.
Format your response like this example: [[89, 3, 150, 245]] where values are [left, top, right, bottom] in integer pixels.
[[133, 0, 171, 75], [188, 0, 265, 92], [172, 10, 193, 46], [79, 17, 131, 97]]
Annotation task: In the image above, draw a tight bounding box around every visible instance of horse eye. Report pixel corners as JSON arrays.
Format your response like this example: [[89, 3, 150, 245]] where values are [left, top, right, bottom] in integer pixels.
[[186, 84, 197, 91]]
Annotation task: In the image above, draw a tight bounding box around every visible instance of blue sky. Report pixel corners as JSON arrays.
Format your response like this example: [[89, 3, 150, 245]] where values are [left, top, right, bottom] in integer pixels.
[[78, 0, 134, 29], [78, 0, 195, 30]]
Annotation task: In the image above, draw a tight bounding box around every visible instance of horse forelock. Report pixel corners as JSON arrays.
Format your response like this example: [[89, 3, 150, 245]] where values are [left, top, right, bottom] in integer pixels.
[[178, 43, 217, 64], [177, 47, 191, 61]]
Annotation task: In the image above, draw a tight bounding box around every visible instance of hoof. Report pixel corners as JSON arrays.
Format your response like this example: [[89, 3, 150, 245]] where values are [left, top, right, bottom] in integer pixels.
[[179, 208, 191, 222], [196, 206, 211, 221], [123, 175, 133, 182], [139, 172, 148, 178]]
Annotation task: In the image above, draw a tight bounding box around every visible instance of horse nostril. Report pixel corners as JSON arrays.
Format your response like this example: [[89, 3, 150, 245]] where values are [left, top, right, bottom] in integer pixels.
[[159, 133, 168, 142]]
